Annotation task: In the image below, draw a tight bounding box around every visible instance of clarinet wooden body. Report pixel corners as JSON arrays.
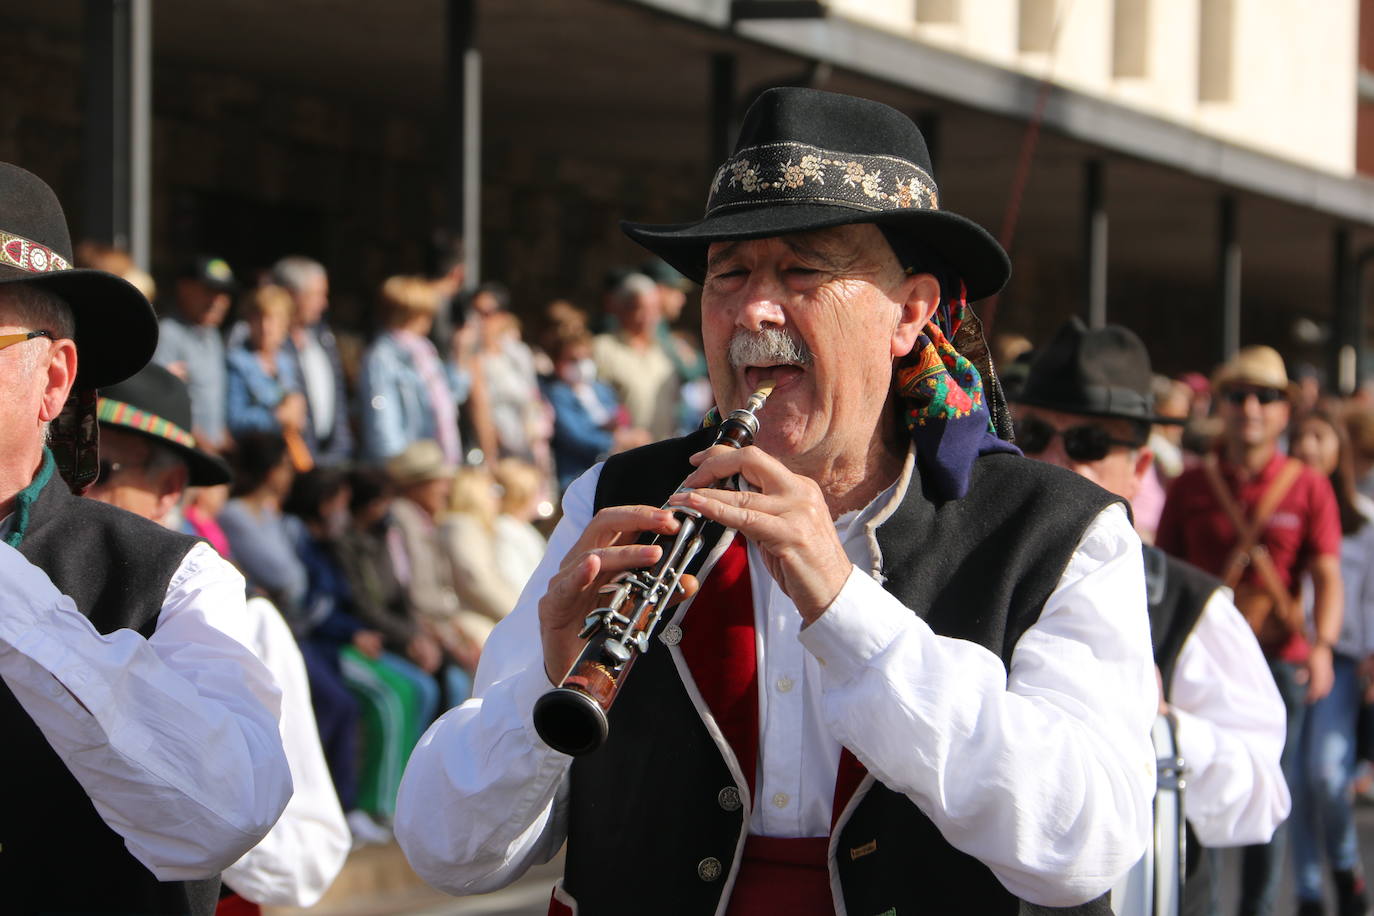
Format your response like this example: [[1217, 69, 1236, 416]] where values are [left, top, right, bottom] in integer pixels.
[[532, 385, 772, 756]]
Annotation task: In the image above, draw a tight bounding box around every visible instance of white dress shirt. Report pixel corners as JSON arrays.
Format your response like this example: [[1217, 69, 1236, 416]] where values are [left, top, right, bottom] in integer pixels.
[[0, 539, 292, 880], [223, 596, 350, 906], [396, 458, 1158, 908], [1168, 590, 1291, 847]]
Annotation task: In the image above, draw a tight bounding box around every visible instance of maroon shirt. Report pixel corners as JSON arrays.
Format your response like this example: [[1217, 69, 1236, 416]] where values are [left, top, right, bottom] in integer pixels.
[[1156, 449, 1341, 659]]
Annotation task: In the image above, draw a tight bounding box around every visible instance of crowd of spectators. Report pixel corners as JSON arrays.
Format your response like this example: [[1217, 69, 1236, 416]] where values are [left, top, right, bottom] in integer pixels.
[[72, 241, 708, 849]]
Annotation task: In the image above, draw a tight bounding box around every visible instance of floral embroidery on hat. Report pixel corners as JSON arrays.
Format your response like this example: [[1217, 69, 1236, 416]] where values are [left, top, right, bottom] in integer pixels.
[[0, 230, 71, 274]]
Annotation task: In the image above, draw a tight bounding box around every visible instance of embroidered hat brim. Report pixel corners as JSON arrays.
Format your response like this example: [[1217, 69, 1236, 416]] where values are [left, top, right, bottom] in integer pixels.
[[621, 88, 1011, 301], [0, 163, 158, 389]]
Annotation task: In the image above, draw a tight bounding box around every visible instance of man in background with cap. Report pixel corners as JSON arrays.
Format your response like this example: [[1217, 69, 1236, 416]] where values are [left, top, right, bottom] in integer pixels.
[[1158, 345, 1343, 916], [1016, 318, 1289, 916], [89, 362, 350, 911], [0, 161, 290, 914], [398, 88, 1156, 914], [154, 254, 237, 451]]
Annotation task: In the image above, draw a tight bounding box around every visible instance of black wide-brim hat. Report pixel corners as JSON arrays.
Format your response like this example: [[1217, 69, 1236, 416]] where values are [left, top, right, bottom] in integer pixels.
[[97, 362, 232, 487], [1014, 317, 1183, 425], [0, 162, 157, 389], [622, 88, 1011, 301]]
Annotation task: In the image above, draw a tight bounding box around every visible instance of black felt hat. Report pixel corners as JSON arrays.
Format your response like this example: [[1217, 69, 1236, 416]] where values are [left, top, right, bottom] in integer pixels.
[[0, 162, 157, 388], [97, 363, 232, 487], [622, 87, 1011, 301], [1015, 317, 1182, 425]]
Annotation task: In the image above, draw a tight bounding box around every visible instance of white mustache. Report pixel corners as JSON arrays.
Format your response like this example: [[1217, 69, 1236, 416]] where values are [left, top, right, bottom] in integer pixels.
[[727, 329, 813, 370]]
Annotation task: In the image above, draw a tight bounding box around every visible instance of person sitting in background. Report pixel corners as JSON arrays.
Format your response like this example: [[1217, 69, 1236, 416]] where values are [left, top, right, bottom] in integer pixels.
[[283, 469, 439, 831], [1289, 408, 1374, 916], [541, 322, 648, 493], [153, 255, 237, 451], [226, 285, 308, 449], [472, 301, 549, 465], [360, 276, 466, 465], [442, 466, 521, 627], [641, 258, 712, 434], [88, 363, 349, 912], [490, 457, 550, 594], [273, 256, 354, 466], [336, 467, 473, 714], [384, 440, 483, 680], [592, 271, 681, 442]]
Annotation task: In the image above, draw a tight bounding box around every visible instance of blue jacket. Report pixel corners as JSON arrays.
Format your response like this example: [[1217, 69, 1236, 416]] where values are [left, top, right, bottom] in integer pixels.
[[358, 332, 468, 463], [225, 345, 302, 438], [542, 377, 620, 493]]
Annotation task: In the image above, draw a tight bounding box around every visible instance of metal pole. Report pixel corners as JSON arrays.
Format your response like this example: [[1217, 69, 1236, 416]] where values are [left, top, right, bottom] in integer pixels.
[[446, 0, 480, 286], [129, 0, 152, 269], [710, 53, 737, 167], [1082, 160, 1108, 328], [1218, 196, 1241, 362], [1332, 226, 1354, 395]]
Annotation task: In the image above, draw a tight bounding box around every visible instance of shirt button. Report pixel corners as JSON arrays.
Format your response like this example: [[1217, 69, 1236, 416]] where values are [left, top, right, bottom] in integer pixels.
[[717, 786, 742, 811], [660, 625, 683, 647], [698, 857, 722, 882], [776, 676, 794, 693], [772, 792, 790, 809]]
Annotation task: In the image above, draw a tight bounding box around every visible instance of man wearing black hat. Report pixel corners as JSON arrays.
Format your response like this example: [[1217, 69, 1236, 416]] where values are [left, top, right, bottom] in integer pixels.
[[1014, 317, 1289, 916], [153, 254, 237, 451], [397, 89, 1156, 914], [0, 162, 290, 914], [88, 362, 351, 909]]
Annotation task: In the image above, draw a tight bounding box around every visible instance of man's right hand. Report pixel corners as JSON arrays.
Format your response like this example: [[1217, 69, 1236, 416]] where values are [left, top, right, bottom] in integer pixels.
[[538, 505, 695, 684]]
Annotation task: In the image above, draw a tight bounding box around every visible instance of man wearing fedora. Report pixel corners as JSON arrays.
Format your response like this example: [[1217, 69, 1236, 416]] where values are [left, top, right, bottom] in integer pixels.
[[87, 362, 351, 911], [397, 88, 1156, 914], [1015, 318, 1289, 916], [1157, 346, 1344, 916], [0, 162, 290, 913]]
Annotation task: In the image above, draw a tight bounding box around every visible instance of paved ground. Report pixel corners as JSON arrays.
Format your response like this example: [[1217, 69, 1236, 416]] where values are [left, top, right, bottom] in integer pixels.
[[378, 804, 1374, 915]]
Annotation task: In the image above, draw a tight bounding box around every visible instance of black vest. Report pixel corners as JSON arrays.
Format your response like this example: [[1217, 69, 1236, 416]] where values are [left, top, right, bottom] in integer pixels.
[[2, 461, 220, 915], [1143, 545, 1222, 916], [563, 429, 1125, 916]]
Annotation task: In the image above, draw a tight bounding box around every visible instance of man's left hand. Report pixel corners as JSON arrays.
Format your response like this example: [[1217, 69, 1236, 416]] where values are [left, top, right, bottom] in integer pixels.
[[669, 444, 853, 626], [1305, 641, 1335, 703]]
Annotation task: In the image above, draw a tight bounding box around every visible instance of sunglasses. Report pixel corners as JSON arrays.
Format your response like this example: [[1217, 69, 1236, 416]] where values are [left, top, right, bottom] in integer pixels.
[[1222, 386, 1285, 406], [0, 329, 53, 352], [1016, 414, 1142, 463]]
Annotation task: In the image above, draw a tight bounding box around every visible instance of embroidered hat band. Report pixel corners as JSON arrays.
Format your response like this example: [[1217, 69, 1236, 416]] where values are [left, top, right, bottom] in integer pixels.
[[1, 229, 72, 274], [98, 397, 199, 451], [706, 142, 940, 218]]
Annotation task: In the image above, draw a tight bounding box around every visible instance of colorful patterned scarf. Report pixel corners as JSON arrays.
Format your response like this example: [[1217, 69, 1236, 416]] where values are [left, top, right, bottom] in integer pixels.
[[894, 280, 1018, 501]]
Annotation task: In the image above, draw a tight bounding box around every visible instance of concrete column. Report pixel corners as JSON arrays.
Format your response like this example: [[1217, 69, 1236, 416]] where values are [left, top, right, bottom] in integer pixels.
[[1082, 160, 1107, 328], [1332, 227, 1355, 395], [710, 53, 738, 167], [82, 0, 152, 268], [446, 0, 481, 286]]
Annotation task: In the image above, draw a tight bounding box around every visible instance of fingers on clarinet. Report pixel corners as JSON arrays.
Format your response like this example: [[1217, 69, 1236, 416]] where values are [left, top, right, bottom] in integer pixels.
[[672, 574, 700, 606], [591, 542, 663, 574], [588, 505, 680, 542]]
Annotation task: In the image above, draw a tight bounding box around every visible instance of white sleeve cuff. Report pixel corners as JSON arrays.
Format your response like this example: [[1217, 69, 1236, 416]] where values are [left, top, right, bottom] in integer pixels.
[[797, 566, 914, 684]]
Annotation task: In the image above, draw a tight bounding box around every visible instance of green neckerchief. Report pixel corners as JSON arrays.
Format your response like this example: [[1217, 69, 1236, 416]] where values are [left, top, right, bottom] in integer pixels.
[[4, 448, 55, 547]]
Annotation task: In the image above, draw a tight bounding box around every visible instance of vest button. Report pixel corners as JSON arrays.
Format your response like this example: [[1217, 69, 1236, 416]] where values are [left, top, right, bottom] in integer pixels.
[[717, 786, 742, 811], [698, 856, 722, 882], [660, 624, 683, 646]]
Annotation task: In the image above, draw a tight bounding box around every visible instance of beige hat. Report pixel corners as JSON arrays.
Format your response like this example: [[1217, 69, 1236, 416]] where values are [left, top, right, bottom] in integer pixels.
[[386, 440, 453, 487], [1212, 345, 1290, 392]]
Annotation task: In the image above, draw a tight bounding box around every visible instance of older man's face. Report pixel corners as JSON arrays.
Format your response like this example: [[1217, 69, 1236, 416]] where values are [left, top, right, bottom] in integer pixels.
[[0, 297, 67, 474], [701, 224, 930, 467], [86, 426, 182, 523]]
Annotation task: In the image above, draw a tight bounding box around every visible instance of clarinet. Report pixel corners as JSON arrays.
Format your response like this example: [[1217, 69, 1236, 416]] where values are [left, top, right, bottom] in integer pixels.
[[532, 383, 774, 756]]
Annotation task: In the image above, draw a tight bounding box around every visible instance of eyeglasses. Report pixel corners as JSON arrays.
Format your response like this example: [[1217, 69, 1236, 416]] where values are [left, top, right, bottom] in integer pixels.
[[0, 329, 52, 352], [1222, 386, 1285, 406], [1016, 414, 1142, 463]]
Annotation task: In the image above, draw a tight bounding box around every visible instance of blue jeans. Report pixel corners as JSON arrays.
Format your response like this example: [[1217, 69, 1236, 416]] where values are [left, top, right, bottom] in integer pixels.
[[1291, 653, 1363, 902], [1239, 659, 1308, 916]]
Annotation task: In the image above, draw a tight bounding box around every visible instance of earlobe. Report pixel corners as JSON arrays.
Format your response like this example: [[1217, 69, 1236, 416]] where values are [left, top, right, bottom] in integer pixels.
[[891, 273, 941, 358]]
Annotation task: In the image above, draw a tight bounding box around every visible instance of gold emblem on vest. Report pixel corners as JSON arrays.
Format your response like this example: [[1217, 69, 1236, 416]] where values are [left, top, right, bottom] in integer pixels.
[[850, 839, 878, 860]]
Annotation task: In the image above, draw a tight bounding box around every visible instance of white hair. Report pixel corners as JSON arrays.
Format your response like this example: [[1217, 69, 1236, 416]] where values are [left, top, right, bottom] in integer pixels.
[[0, 282, 75, 374], [271, 256, 326, 294]]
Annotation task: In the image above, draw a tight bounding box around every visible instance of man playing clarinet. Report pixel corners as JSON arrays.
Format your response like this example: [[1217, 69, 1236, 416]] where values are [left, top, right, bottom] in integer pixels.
[[396, 88, 1157, 915]]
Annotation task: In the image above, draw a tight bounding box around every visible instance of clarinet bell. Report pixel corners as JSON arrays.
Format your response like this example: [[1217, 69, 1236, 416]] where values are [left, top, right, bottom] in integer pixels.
[[532, 686, 611, 757]]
